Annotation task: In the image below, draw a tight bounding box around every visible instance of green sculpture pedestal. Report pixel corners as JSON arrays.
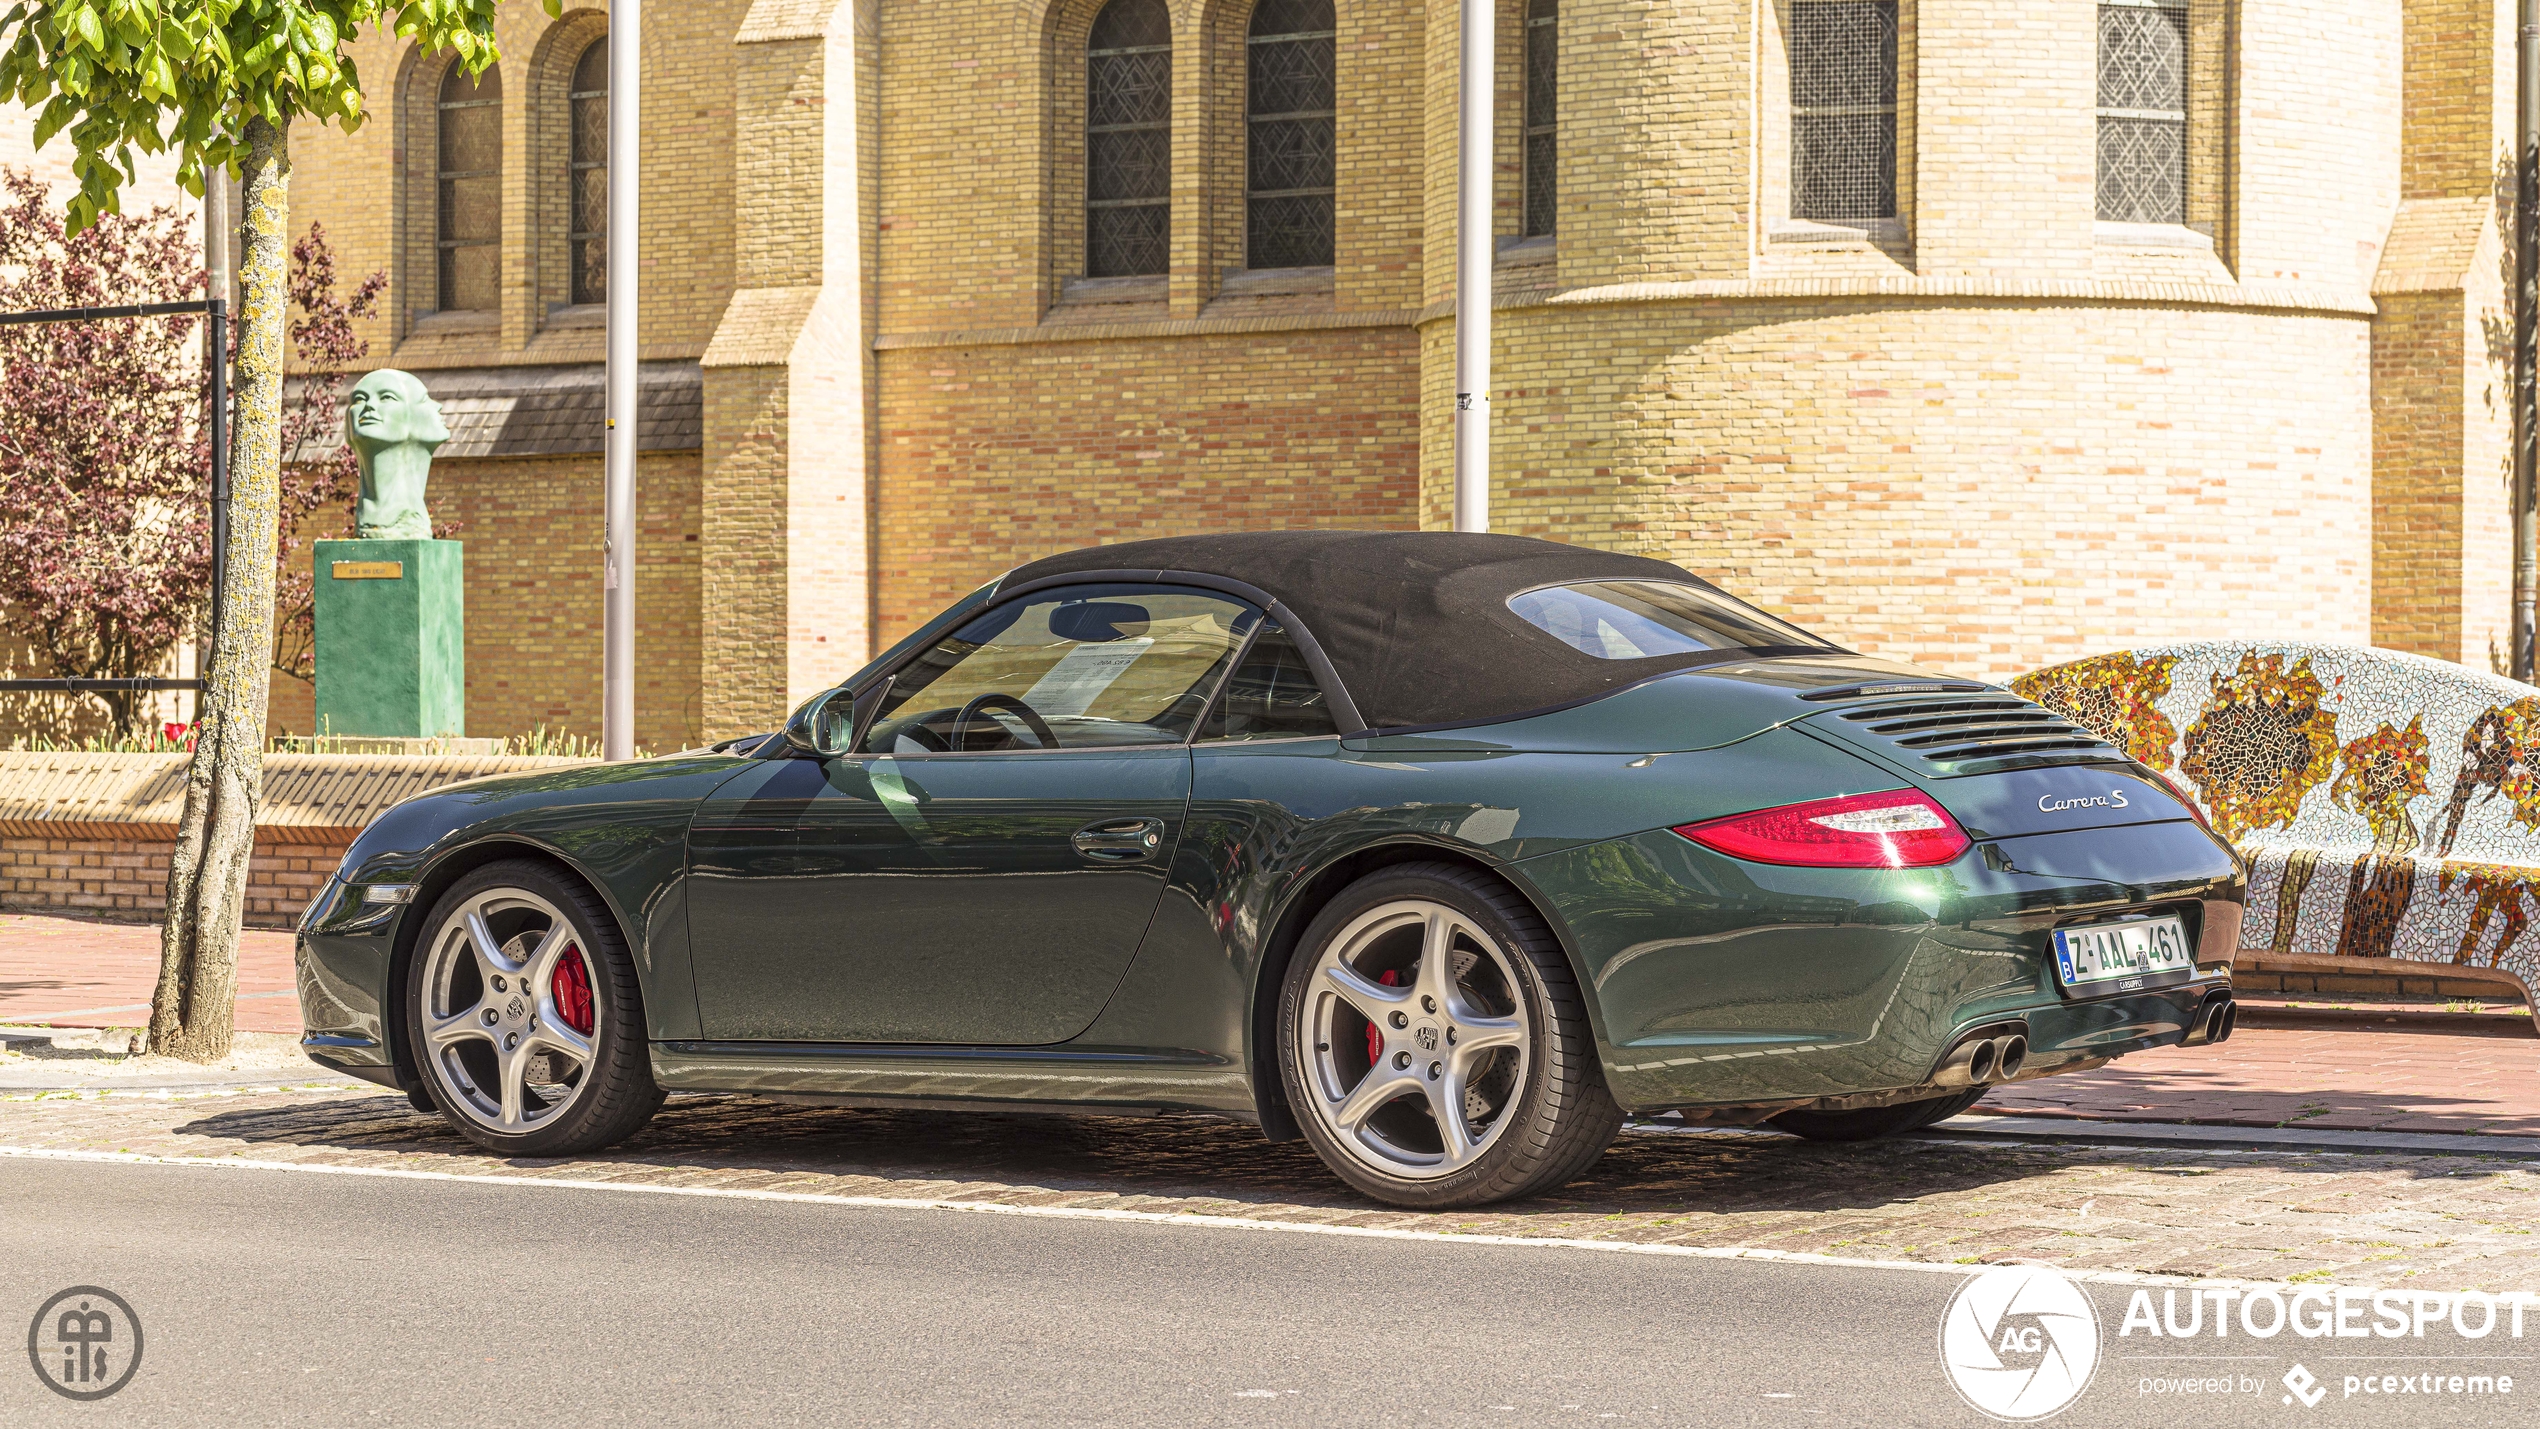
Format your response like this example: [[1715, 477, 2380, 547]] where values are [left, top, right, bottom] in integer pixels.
[[313, 538, 465, 737]]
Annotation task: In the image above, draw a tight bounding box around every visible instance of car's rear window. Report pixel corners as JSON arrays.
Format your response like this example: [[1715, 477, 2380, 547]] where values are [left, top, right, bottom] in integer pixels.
[[1506, 580, 1832, 661]]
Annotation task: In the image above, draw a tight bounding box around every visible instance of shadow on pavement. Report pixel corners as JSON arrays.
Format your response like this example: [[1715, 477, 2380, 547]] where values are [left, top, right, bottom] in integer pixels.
[[169, 1088, 2523, 1219]]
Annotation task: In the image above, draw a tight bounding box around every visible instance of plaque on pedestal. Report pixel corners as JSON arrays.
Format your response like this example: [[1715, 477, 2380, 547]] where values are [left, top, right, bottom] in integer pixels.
[[313, 537, 466, 738]]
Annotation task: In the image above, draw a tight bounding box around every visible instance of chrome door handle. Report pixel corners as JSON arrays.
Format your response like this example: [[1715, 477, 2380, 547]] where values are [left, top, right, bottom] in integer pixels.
[[1072, 817, 1165, 862]]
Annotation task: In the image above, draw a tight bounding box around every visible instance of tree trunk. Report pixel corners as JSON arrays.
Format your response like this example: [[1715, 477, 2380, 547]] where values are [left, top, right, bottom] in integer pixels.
[[150, 117, 289, 1063]]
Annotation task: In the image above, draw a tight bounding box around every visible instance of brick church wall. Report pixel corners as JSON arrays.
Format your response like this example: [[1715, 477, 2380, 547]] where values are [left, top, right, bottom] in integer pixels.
[[872, 325, 1423, 643]]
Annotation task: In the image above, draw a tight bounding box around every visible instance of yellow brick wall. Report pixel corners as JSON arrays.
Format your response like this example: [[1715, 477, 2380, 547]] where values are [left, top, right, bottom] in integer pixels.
[[1336, 0, 1430, 311], [877, 0, 1050, 330], [1529, 0, 1754, 294], [2235, 0, 2402, 286], [1424, 297, 2377, 680], [870, 326, 1420, 643], [302, 0, 742, 367], [2370, 0, 2515, 669]]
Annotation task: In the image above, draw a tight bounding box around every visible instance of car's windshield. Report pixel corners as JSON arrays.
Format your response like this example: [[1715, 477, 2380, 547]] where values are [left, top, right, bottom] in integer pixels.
[[1507, 580, 1832, 661], [862, 584, 1263, 752]]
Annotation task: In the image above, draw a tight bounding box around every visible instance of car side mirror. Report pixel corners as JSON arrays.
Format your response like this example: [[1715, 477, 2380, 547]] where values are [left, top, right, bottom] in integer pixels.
[[847, 676, 894, 754], [781, 688, 855, 759]]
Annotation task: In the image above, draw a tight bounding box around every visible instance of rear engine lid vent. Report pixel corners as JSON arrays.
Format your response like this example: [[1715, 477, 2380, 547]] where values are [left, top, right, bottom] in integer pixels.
[[1806, 690, 2125, 778]]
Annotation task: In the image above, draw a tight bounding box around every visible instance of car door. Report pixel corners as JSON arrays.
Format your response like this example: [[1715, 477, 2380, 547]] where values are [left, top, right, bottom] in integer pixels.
[[686, 583, 1263, 1045]]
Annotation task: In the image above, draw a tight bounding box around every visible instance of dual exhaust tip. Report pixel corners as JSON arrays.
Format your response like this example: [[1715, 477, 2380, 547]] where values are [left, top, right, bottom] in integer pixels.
[[2180, 992, 2237, 1047], [1933, 1022, 2029, 1088], [1934, 994, 2235, 1089]]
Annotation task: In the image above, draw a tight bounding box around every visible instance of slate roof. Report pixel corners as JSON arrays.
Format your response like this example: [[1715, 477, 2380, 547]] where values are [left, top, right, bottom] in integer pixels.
[[291, 361, 702, 460]]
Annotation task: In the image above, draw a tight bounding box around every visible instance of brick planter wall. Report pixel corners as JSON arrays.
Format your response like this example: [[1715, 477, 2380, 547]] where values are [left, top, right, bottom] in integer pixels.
[[0, 833, 355, 929], [0, 752, 593, 928]]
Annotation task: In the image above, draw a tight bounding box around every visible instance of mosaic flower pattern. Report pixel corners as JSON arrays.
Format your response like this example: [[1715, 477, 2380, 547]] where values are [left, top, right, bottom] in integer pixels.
[[2014, 643, 2540, 996], [2435, 697, 2540, 854], [2436, 863, 2535, 970], [2179, 652, 2340, 845], [2330, 717, 2429, 960], [2010, 652, 2179, 769]]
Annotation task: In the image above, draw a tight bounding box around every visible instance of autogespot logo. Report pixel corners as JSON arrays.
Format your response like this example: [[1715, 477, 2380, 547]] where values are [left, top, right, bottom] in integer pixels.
[[1940, 1265, 2102, 1421]]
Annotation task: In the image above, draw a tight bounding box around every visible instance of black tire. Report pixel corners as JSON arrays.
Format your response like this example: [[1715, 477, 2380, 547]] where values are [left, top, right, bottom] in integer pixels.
[[404, 859, 664, 1156], [1278, 862, 1622, 1208], [1768, 1086, 1988, 1143]]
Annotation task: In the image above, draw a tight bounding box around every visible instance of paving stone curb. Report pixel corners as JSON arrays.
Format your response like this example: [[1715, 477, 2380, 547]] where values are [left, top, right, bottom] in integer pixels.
[[1927, 1113, 2540, 1159]]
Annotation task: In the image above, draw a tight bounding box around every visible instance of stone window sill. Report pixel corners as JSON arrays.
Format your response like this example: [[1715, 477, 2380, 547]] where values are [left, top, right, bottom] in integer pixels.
[[542, 303, 608, 331], [1045, 274, 1169, 327], [1496, 236, 1556, 272], [1768, 218, 1906, 248], [2094, 221, 2215, 252], [1056, 274, 1167, 306], [1218, 266, 1335, 297], [407, 310, 498, 338], [1202, 267, 1334, 319]]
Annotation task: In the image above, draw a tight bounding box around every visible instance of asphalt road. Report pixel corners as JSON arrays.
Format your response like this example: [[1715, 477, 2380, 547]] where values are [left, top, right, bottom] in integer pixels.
[[1, 1157, 2527, 1428]]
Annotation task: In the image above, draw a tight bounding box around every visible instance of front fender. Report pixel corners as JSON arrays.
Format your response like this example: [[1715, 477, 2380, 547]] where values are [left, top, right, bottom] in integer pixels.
[[297, 755, 758, 1080]]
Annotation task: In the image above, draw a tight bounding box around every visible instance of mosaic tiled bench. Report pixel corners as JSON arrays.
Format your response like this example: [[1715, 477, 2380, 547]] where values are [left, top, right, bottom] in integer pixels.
[[2013, 643, 2540, 1029]]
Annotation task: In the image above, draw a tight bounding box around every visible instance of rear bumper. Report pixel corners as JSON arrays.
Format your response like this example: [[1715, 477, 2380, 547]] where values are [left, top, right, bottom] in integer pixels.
[[1600, 977, 2229, 1115], [1518, 818, 2245, 1114]]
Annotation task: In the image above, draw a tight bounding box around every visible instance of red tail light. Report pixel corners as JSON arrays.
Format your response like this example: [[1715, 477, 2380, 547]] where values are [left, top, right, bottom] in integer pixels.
[[1673, 789, 1971, 869]]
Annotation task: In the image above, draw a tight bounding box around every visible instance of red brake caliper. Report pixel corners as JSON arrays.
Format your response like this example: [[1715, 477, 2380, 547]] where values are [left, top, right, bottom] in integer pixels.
[[552, 944, 596, 1035], [1363, 968, 1400, 1067]]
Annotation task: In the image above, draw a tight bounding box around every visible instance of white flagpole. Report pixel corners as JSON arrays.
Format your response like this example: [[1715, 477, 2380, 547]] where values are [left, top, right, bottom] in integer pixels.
[[1451, 0, 1494, 532], [602, 0, 641, 759]]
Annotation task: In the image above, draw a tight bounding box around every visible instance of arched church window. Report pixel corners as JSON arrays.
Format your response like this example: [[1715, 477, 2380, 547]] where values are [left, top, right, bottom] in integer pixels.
[[1246, 0, 1334, 270], [1086, 0, 1172, 277], [1524, 0, 1556, 238], [1788, 0, 1896, 223], [437, 62, 503, 312], [569, 38, 609, 305], [2096, 0, 2187, 224]]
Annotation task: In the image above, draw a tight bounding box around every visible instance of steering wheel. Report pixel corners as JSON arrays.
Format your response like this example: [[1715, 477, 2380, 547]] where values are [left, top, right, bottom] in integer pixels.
[[950, 692, 1060, 751], [887, 719, 951, 753]]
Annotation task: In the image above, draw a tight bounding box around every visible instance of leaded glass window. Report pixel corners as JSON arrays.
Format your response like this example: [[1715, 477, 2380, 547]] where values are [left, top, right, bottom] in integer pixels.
[[1788, 0, 1896, 223], [1524, 0, 1556, 238], [1246, 0, 1335, 270], [569, 39, 607, 306], [437, 63, 502, 312], [1087, 0, 1171, 277], [2096, 0, 2187, 225]]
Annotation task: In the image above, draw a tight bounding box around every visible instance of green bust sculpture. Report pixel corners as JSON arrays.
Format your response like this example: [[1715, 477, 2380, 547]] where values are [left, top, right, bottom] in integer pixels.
[[344, 369, 450, 540]]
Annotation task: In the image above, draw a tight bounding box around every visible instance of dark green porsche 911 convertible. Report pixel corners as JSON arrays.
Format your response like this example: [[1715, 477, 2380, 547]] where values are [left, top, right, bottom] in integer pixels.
[[296, 531, 2243, 1208]]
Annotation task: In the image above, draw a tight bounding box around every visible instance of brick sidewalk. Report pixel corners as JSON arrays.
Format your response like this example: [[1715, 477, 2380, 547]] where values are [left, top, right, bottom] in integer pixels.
[[1986, 1019, 2540, 1136], [0, 912, 300, 1033], [3, 1088, 2534, 1290]]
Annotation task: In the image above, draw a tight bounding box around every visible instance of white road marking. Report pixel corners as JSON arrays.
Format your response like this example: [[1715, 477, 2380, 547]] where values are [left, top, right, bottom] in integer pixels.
[[0, 1142, 2362, 1293]]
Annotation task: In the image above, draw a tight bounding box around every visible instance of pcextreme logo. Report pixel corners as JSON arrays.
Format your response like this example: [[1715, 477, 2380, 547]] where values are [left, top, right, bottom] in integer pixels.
[[2122, 1286, 2528, 1408], [1940, 1265, 2102, 1421]]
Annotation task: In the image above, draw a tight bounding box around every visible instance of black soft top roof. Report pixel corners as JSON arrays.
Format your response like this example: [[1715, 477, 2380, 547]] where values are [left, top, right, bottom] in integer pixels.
[[1002, 530, 1831, 732]]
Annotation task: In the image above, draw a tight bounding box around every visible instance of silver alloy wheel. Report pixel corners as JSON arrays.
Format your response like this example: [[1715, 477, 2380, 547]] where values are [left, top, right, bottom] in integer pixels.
[[417, 888, 602, 1134], [1294, 898, 1531, 1180]]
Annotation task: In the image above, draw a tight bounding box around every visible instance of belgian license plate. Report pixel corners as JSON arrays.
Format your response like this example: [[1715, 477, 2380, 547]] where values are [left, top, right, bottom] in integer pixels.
[[2050, 915, 2195, 995]]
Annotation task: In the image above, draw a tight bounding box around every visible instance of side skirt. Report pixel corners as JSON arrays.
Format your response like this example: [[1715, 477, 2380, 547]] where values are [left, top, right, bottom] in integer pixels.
[[649, 1040, 1256, 1118]]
